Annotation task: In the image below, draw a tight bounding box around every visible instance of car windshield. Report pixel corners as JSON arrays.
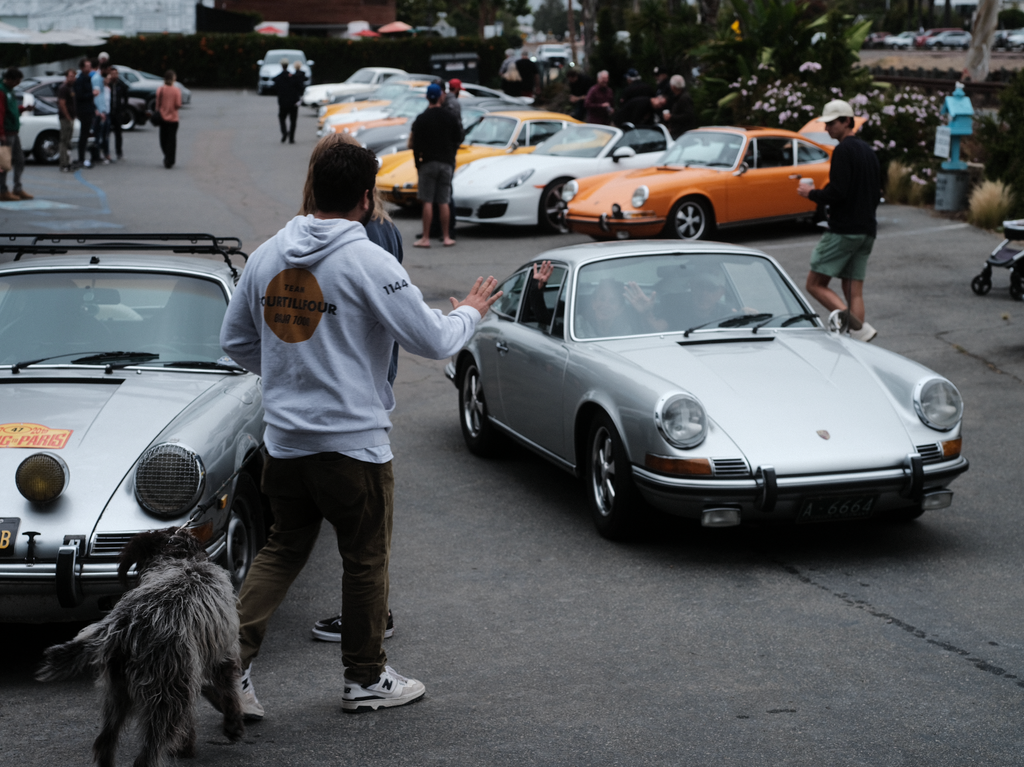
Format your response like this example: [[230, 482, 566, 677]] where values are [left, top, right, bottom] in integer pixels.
[[266, 50, 306, 64], [374, 83, 414, 100], [573, 253, 813, 340], [389, 96, 428, 118], [660, 131, 745, 168], [465, 116, 517, 146], [0, 271, 230, 366], [533, 125, 615, 158], [347, 68, 378, 84]]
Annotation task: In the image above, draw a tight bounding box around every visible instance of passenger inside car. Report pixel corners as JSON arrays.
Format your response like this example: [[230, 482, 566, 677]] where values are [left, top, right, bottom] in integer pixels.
[[575, 278, 645, 338]]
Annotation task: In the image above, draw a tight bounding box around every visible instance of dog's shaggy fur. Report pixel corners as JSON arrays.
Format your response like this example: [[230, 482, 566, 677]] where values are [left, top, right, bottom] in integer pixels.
[[37, 527, 244, 767]]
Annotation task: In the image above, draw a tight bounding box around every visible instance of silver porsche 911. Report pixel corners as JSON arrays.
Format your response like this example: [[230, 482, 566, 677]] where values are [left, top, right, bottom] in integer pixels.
[[0, 235, 266, 622], [445, 241, 969, 539]]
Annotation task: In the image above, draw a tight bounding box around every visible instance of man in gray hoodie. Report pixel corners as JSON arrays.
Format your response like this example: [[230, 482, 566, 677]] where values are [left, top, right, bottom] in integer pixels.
[[220, 142, 500, 717]]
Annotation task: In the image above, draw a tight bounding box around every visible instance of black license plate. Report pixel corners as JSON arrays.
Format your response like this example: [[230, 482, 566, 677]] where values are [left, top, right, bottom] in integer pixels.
[[797, 495, 878, 523], [0, 517, 20, 556]]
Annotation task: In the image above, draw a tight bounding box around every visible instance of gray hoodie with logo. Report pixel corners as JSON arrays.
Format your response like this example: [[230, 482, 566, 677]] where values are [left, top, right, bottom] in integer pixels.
[[220, 215, 480, 456]]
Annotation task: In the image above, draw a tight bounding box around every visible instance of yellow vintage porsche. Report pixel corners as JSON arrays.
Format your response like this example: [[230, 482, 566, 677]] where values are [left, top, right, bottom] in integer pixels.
[[378, 110, 581, 206]]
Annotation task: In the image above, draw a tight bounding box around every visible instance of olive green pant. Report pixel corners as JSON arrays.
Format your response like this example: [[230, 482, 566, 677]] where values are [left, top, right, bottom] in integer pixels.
[[237, 451, 393, 686]]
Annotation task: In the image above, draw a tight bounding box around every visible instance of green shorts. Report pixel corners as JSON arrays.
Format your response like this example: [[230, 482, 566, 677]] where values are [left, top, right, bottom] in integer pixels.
[[809, 231, 875, 282]]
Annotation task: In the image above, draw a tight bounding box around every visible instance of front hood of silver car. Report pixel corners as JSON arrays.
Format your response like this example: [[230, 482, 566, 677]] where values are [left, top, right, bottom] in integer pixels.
[[615, 332, 914, 475], [0, 372, 220, 554]]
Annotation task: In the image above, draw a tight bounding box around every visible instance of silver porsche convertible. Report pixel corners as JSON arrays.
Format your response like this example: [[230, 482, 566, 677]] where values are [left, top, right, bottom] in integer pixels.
[[445, 241, 969, 539], [0, 235, 266, 622]]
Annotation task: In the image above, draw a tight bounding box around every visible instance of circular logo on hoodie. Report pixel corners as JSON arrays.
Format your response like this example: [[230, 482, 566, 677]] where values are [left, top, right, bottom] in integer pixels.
[[262, 268, 334, 343]]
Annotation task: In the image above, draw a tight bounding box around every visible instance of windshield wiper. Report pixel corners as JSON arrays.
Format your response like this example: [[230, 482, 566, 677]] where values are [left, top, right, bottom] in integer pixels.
[[162, 360, 245, 373], [779, 312, 819, 328], [11, 351, 112, 373], [71, 351, 160, 365], [683, 313, 773, 338]]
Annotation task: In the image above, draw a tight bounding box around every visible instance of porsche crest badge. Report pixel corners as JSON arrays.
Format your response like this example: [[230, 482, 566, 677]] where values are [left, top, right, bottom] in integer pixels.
[[817, 430, 830, 440]]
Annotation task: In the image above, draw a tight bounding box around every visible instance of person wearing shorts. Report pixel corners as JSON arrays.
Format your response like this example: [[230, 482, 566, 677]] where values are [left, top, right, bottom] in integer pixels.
[[409, 83, 462, 248], [798, 99, 881, 342]]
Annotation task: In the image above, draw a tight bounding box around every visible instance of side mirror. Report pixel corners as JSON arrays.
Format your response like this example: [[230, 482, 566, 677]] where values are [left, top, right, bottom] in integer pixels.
[[257, 60, 264, 66], [612, 146, 636, 162], [733, 162, 749, 177], [307, 60, 314, 66]]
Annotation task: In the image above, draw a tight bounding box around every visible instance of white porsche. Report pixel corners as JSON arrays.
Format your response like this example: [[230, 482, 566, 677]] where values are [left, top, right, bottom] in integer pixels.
[[451, 123, 672, 233]]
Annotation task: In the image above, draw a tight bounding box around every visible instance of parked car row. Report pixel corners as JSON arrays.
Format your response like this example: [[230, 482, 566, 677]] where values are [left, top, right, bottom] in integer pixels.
[[867, 27, 973, 49]]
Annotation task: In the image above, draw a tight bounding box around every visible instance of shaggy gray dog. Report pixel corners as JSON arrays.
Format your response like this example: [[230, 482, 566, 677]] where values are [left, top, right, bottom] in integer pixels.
[[37, 527, 244, 767]]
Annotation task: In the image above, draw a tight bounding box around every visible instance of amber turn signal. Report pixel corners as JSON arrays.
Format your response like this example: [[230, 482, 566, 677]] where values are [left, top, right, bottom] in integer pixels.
[[187, 521, 215, 543], [941, 437, 961, 459], [645, 454, 713, 476]]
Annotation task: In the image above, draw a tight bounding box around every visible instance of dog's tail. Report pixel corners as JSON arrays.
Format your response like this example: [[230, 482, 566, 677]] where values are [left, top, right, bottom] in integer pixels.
[[36, 636, 97, 682]]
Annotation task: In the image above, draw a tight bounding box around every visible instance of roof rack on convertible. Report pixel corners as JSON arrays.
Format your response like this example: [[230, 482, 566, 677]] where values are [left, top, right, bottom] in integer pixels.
[[0, 233, 249, 282]]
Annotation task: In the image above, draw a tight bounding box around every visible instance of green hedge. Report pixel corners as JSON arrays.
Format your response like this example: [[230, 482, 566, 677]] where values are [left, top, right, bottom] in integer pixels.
[[0, 33, 516, 89]]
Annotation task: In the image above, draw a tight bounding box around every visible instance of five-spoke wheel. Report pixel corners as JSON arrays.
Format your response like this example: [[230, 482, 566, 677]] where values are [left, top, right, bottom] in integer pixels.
[[667, 197, 713, 240]]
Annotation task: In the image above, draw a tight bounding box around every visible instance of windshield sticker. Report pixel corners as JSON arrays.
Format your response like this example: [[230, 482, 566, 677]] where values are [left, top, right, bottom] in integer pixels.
[[261, 268, 336, 343], [0, 423, 73, 449]]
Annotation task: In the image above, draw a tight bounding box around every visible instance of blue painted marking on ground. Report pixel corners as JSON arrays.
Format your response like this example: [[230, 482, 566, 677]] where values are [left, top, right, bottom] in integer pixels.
[[74, 170, 113, 215], [0, 199, 78, 211]]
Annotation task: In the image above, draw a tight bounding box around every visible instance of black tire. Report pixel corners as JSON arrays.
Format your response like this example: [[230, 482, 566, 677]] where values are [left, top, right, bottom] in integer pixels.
[[459, 361, 503, 457], [538, 177, 571, 233], [971, 275, 991, 295], [32, 130, 60, 163], [1011, 275, 1024, 301], [119, 107, 137, 131], [584, 412, 641, 540], [223, 472, 266, 591], [666, 196, 714, 240]]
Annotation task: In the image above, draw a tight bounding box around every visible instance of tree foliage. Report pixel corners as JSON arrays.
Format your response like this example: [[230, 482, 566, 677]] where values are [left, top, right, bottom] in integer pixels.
[[533, 0, 569, 38], [977, 69, 1024, 217]]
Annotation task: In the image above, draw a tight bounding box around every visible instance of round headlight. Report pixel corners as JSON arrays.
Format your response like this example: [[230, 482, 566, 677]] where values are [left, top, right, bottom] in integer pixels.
[[914, 378, 963, 431], [561, 179, 579, 203], [631, 185, 650, 208], [16, 453, 69, 503], [655, 393, 708, 448], [135, 443, 206, 517]]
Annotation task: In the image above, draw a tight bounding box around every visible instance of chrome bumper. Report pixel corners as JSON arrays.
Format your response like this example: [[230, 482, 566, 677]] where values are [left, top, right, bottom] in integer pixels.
[[632, 455, 969, 522]]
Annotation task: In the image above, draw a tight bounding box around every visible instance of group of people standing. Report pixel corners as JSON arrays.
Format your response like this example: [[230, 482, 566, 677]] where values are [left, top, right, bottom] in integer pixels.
[[568, 66, 696, 139], [53, 53, 181, 172]]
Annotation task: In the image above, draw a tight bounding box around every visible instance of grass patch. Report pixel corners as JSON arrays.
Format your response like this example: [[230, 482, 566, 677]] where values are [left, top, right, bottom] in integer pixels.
[[967, 180, 1015, 230]]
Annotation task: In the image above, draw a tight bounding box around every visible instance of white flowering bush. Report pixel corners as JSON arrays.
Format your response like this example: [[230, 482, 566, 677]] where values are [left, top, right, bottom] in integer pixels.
[[724, 65, 945, 204]]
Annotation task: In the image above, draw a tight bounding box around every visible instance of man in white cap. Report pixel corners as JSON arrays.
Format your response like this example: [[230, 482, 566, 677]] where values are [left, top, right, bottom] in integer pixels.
[[798, 98, 880, 342]]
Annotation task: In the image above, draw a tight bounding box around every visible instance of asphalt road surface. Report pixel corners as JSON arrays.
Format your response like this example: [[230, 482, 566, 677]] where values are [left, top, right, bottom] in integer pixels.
[[2, 90, 1023, 766]]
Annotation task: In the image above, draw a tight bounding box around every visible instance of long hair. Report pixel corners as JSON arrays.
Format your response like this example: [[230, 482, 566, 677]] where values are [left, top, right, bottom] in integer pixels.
[[300, 132, 392, 224]]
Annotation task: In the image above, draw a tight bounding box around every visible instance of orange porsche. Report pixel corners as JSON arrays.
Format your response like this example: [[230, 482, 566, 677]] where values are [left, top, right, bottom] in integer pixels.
[[563, 126, 835, 240]]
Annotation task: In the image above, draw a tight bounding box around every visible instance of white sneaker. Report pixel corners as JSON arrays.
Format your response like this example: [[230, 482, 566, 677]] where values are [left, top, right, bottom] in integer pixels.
[[342, 665, 425, 713], [240, 663, 264, 720], [83, 159, 92, 168], [850, 322, 877, 342]]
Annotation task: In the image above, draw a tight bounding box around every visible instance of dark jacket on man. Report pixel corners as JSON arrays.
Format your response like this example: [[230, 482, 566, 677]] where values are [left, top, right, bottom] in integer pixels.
[[808, 135, 881, 237], [109, 78, 129, 124], [274, 71, 305, 106], [73, 71, 95, 114], [619, 80, 654, 107], [409, 106, 463, 167], [665, 91, 697, 139], [615, 95, 656, 128]]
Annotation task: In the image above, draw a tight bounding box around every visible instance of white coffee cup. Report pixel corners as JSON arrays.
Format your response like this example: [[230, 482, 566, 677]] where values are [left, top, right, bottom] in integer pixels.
[[799, 178, 814, 190]]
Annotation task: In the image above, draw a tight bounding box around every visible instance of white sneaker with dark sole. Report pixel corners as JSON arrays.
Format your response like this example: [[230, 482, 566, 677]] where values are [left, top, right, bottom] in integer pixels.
[[342, 666, 425, 713], [240, 663, 264, 721], [850, 322, 877, 342], [312, 609, 393, 642]]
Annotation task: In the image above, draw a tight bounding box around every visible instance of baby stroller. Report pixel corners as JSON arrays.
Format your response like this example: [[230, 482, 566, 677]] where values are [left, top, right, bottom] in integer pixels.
[[971, 219, 1024, 300]]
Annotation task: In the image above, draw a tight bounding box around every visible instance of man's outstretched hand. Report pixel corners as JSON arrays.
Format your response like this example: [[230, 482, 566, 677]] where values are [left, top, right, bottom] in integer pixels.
[[450, 276, 503, 317]]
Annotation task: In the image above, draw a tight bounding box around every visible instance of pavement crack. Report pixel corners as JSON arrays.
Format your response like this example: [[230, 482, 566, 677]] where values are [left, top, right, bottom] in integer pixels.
[[934, 331, 1024, 384], [779, 562, 1023, 689]]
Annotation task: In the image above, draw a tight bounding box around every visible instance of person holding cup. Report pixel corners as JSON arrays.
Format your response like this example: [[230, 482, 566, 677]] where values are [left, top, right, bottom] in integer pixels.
[[797, 99, 880, 343]]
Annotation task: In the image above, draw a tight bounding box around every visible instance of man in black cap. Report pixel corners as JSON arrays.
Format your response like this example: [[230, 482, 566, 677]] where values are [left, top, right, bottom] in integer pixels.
[[409, 83, 463, 247], [274, 58, 304, 144], [619, 68, 654, 108]]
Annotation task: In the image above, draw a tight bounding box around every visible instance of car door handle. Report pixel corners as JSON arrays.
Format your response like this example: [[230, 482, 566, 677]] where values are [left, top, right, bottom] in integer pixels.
[[496, 341, 509, 355], [789, 174, 802, 179]]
